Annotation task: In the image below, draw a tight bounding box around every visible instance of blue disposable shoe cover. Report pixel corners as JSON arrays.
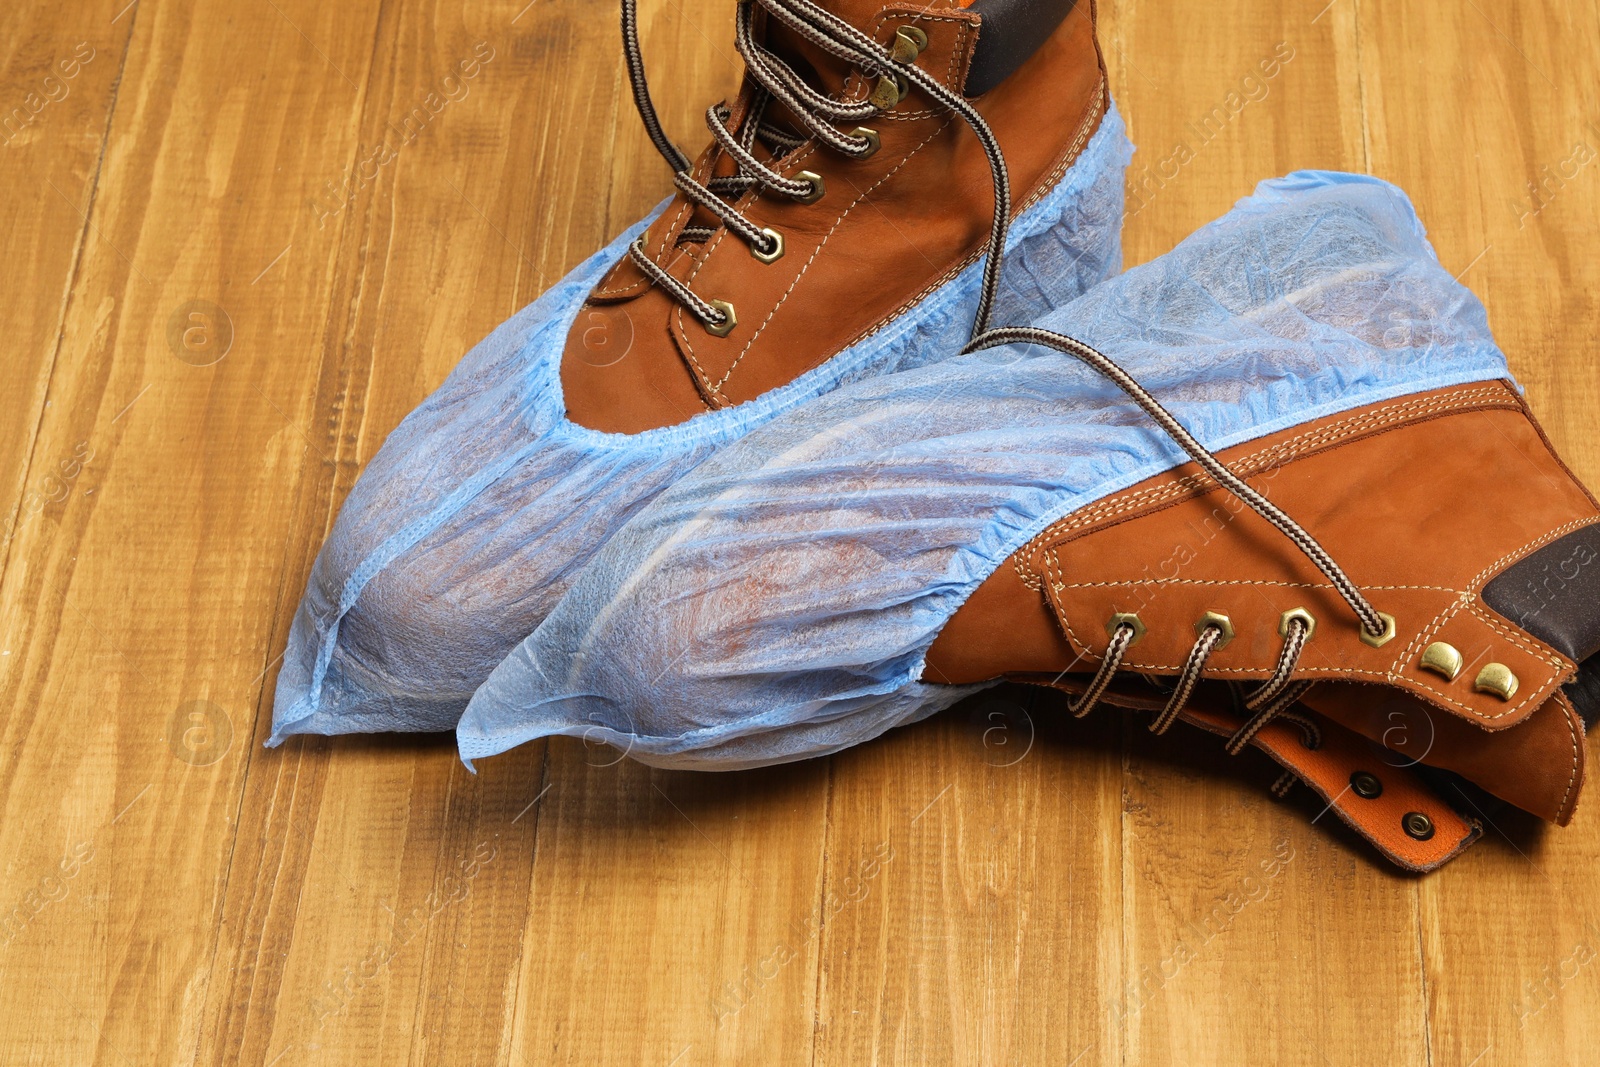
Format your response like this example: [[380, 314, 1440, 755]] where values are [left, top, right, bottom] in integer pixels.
[[269, 105, 1133, 742], [457, 170, 1515, 771]]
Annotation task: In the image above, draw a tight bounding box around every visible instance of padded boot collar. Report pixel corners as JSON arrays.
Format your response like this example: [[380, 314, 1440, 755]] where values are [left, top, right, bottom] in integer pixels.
[[964, 0, 1081, 95]]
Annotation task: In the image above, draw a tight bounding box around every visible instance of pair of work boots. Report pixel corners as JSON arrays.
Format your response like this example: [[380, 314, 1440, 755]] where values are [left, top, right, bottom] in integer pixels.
[[273, 0, 1600, 872]]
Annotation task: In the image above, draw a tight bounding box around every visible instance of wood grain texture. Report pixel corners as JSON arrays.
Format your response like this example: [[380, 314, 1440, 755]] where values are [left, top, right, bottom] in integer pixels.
[[1, 1, 1598, 1064]]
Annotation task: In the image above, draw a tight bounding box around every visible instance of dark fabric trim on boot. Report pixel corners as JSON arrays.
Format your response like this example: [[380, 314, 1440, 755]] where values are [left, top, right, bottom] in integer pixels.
[[964, 0, 1079, 96], [1482, 524, 1600, 664]]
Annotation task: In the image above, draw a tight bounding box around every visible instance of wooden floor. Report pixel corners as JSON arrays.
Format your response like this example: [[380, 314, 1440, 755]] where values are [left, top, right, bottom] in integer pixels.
[[3, 0, 1600, 1063]]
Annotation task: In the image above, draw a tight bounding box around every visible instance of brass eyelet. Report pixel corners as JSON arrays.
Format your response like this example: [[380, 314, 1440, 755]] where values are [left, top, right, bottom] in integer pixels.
[[1359, 611, 1398, 648], [1106, 612, 1147, 648], [869, 75, 902, 110], [751, 227, 784, 264], [704, 299, 737, 337], [892, 25, 928, 63], [1196, 611, 1235, 650], [850, 127, 881, 159], [793, 170, 826, 205], [1279, 607, 1317, 641]]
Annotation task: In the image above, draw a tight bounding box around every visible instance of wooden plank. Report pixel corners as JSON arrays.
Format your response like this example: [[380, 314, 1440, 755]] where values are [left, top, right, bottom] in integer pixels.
[[4, 0, 1600, 1063], [811, 690, 1125, 1066], [0, 0, 388, 1063], [504, 755, 830, 1066], [1119, 733, 1431, 1066], [1354, 3, 1600, 1065], [0, 3, 133, 577]]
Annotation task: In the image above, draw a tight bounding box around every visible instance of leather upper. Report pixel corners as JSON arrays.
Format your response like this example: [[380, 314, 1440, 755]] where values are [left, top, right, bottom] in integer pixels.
[[561, 0, 1107, 432], [925, 381, 1600, 863]]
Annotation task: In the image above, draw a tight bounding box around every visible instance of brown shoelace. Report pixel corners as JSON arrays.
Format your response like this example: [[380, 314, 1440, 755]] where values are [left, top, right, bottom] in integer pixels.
[[620, 0, 1395, 743], [622, 0, 1010, 335], [1078, 610, 1319, 755]]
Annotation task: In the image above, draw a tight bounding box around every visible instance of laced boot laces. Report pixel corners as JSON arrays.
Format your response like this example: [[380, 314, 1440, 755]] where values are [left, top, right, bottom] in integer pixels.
[[621, 0, 1010, 335], [619, 0, 1397, 758]]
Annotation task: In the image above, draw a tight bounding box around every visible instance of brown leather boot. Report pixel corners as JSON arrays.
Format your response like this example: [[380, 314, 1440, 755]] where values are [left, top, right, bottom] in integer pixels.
[[563, 0, 1111, 432], [461, 169, 1577, 877], [927, 382, 1600, 871]]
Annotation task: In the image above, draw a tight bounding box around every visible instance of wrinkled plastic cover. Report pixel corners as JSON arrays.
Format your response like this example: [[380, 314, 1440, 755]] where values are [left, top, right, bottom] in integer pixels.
[[458, 170, 1514, 771], [269, 105, 1133, 742]]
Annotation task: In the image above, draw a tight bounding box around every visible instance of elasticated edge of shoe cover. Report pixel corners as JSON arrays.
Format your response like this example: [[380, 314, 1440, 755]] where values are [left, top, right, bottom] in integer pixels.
[[457, 170, 1516, 771], [268, 103, 1134, 742]]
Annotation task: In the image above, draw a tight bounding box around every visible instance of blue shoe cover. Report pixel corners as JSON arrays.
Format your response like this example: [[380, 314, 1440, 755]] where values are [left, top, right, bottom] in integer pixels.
[[269, 105, 1133, 741], [457, 170, 1514, 770]]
